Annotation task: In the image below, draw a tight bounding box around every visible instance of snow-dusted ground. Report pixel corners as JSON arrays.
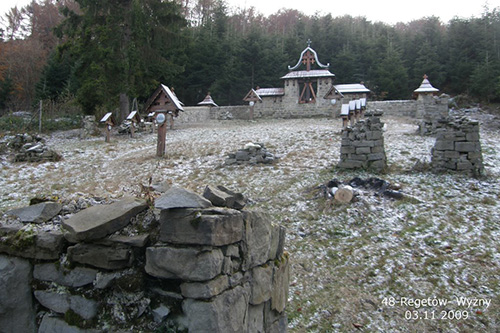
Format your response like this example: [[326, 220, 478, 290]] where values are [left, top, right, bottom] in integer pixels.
[[1, 114, 499, 332]]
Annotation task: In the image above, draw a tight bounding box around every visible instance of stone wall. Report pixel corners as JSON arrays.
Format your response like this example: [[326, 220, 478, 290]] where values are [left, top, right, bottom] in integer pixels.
[[366, 100, 417, 117], [431, 116, 484, 176], [177, 106, 212, 124], [338, 111, 387, 171], [0, 187, 289, 332]]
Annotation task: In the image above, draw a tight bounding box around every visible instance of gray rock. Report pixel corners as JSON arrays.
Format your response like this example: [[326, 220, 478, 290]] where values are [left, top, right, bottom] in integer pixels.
[[6, 202, 62, 223], [235, 150, 251, 161], [34, 263, 97, 287], [0, 255, 36, 333], [69, 295, 98, 320], [145, 246, 223, 281], [248, 303, 265, 333], [38, 314, 100, 333], [0, 225, 66, 260], [155, 187, 212, 210], [34, 291, 97, 320], [264, 300, 288, 333], [182, 285, 250, 333], [68, 243, 133, 270], [94, 271, 120, 289], [250, 264, 273, 305], [202, 185, 228, 206], [62, 197, 148, 242], [241, 211, 272, 270], [100, 234, 150, 248], [271, 257, 290, 313], [180, 274, 229, 299], [152, 305, 171, 323], [217, 185, 246, 210], [160, 207, 244, 246], [34, 290, 70, 313]]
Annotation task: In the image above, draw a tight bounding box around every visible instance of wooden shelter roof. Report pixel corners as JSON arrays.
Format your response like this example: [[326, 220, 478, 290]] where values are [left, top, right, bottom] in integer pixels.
[[143, 84, 184, 113]]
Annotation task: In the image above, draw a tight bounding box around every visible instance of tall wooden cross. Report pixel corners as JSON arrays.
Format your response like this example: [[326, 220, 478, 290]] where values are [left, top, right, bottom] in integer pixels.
[[302, 50, 315, 71]]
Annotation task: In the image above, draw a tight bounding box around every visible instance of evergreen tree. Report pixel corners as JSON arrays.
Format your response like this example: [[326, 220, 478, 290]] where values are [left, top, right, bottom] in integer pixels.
[[55, 0, 187, 118]]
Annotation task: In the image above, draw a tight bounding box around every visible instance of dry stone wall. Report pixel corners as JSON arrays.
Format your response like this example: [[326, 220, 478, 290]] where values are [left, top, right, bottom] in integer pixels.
[[431, 116, 484, 176], [0, 187, 289, 333], [338, 111, 387, 171]]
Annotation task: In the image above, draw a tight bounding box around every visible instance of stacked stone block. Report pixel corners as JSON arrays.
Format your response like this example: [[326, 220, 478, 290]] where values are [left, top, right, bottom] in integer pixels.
[[431, 116, 484, 176], [0, 187, 289, 333], [338, 111, 387, 171], [417, 94, 450, 135]]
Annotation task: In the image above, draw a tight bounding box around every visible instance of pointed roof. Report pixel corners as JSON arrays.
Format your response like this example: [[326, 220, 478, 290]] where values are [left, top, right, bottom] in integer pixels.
[[198, 93, 218, 107], [414, 74, 439, 93], [243, 89, 263, 102], [143, 84, 184, 113], [288, 40, 330, 71], [324, 83, 370, 99]]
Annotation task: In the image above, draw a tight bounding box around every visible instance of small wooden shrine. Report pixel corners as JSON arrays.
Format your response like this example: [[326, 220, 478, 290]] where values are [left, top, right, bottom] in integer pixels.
[[99, 112, 115, 143], [143, 84, 184, 157]]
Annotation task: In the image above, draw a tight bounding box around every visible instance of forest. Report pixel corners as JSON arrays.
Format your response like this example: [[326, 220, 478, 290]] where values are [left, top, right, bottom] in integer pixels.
[[1, 0, 500, 121]]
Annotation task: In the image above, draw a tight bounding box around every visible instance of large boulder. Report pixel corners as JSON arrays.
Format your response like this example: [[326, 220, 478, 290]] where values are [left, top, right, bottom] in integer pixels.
[[62, 197, 147, 242]]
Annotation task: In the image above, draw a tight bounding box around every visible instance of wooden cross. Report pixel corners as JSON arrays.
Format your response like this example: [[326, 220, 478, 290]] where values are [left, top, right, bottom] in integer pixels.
[[302, 50, 315, 71]]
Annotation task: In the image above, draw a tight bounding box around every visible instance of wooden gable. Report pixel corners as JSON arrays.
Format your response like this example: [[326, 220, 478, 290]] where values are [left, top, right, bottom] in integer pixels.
[[243, 89, 262, 103], [143, 84, 184, 115]]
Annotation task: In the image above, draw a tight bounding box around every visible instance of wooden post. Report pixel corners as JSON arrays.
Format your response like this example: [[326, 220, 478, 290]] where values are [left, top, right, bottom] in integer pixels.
[[156, 113, 167, 157], [157, 122, 167, 157], [105, 124, 111, 143], [342, 116, 349, 129], [130, 122, 135, 138]]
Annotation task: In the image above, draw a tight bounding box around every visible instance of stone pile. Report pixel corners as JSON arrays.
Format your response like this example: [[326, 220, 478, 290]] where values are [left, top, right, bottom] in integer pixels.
[[338, 111, 387, 171], [7, 133, 62, 162], [0, 186, 289, 332], [431, 116, 484, 176], [226, 142, 278, 165], [417, 94, 450, 135]]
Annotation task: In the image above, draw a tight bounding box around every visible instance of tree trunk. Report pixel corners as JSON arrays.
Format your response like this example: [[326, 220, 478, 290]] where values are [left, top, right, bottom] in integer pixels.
[[119, 93, 129, 123]]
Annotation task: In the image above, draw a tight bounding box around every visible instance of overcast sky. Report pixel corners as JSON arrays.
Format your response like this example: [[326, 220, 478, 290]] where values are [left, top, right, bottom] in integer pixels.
[[0, 0, 498, 25]]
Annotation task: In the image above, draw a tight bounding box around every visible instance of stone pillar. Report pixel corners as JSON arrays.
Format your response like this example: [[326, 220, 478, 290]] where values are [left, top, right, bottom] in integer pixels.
[[417, 94, 450, 135], [431, 116, 484, 176], [338, 111, 387, 171]]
